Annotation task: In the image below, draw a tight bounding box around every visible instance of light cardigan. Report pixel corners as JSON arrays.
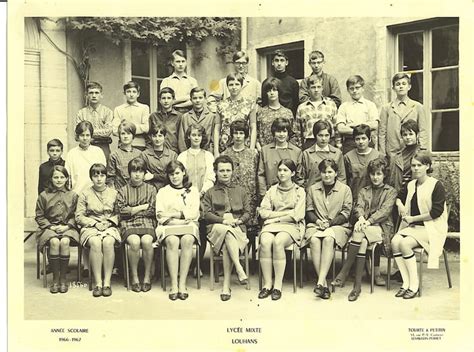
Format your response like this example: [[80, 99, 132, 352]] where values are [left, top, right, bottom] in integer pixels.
[[155, 185, 200, 226], [400, 176, 447, 269]]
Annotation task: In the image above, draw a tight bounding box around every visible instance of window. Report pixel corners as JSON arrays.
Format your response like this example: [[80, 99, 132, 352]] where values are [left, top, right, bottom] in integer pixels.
[[257, 41, 305, 82], [131, 41, 186, 112], [393, 18, 459, 152]]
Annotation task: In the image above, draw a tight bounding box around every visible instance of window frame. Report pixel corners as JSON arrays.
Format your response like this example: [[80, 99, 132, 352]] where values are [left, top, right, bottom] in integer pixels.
[[390, 18, 459, 155]]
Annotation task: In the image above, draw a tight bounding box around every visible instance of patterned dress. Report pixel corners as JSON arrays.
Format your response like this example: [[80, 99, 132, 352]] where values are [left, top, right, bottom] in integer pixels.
[[256, 105, 295, 147], [216, 97, 255, 152], [116, 182, 157, 240], [222, 146, 258, 227]]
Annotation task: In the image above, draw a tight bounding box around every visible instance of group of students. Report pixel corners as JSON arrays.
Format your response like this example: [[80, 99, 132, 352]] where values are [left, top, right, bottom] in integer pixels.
[[34, 47, 447, 303]]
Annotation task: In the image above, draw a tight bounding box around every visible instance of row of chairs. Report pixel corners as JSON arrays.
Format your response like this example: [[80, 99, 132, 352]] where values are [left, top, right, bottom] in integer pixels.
[[30, 224, 453, 296]]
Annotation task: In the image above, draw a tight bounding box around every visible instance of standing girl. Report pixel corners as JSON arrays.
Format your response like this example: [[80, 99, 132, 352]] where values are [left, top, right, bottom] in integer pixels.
[[155, 161, 200, 300], [258, 159, 306, 300], [35, 166, 80, 293], [214, 73, 257, 155], [303, 159, 352, 300], [391, 151, 447, 299], [75, 164, 121, 297], [117, 157, 157, 292]]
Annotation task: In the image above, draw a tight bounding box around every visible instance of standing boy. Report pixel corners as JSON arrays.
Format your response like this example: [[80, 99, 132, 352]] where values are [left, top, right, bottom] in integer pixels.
[[296, 76, 337, 150], [148, 87, 182, 153], [76, 81, 114, 160], [299, 51, 342, 107], [160, 50, 198, 114], [378, 73, 428, 159], [261, 50, 299, 116], [336, 75, 379, 154], [113, 81, 150, 151], [216, 51, 261, 103], [178, 87, 216, 153], [38, 139, 65, 195]]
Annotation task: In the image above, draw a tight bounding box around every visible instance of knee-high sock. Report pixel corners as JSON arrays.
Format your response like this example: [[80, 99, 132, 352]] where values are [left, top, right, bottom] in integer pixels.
[[336, 241, 361, 281], [393, 252, 409, 289], [354, 254, 366, 291], [50, 255, 60, 284], [404, 253, 419, 292], [59, 255, 70, 283]]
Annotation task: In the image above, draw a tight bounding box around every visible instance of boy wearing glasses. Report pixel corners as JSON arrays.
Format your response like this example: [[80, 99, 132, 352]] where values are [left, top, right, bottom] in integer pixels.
[[216, 51, 261, 103], [336, 75, 379, 154]]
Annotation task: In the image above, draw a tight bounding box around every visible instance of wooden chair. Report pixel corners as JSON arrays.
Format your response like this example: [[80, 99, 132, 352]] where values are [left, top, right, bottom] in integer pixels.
[[209, 241, 250, 291], [258, 243, 298, 293]]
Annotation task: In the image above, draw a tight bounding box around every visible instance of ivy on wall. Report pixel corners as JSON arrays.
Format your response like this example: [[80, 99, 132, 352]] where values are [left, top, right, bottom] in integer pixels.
[[65, 17, 241, 62]]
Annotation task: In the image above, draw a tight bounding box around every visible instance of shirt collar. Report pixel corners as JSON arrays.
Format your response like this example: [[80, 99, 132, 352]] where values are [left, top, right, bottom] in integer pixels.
[[118, 144, 134, 152], [269, 141, 296, 150], [87, 104, 102, 112], [314, 144, 330, 152], [170, 72, 188, 79], [351, 98, 365, 105], [314, 180, 341, 192], [126, 102, 140, 107]]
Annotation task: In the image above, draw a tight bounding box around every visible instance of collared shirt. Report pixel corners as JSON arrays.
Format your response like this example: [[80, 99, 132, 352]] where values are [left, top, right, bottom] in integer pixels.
[[299, 72, 342, 107], [257, 142, 304, 197], [148, 108, 182, 153], [314, 144, 330, 152], [160, 72, 198, 108], [296, 98, 337, 139], [112, 102, 150, 148], [38, 158, 65, 195], [178, 107, 216, 153], [177, 148, 215, 193], [306, 180, 352, 226], [75, 186, 119, 228], [335, 97, 379, 127], [76, 104, 113, 139], [139, 147, 178, 191], [353, 184, 397, 227], [35, 188, 78, 230], [378, 97, 428, 157], [106, 145, 142, 190], [302, 144, 346, 188], [217, 74, 261, 102]]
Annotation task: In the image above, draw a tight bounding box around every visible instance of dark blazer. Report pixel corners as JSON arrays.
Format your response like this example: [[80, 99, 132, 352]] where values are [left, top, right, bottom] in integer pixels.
[[200, 183, 250, 233], [352, 184, 397, 254]]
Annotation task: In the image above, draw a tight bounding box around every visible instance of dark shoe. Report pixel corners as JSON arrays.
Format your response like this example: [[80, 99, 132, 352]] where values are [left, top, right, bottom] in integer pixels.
[[331, 277, 345, 288], [271, 289, 282, 301], [395, 287, 407, 298], [321, 287, 331, 300], [141, 282, 152, 292], [59, 283, 68, 293], [131, 283, 141, 293], [178, 292, 189, 300], [258, 287, 272, 299], [374, 275, 386, 286], [220, 289, 232, 301], [92, 286, 103, 297], [348, 289, 361, 302], [238, 276, 249, 286], [102, 286, 112, 297], [403, 289, 418, 299], [313, 284, 324, 298], [50, 283, 60, 294], [168, 292, 179, 301]]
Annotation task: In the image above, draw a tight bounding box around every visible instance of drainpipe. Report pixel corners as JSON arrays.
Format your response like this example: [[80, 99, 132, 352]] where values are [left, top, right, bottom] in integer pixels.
[[241, 17, 247, 52]]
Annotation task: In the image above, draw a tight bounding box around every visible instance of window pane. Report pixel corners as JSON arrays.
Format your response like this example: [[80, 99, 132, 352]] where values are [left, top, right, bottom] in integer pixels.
[[398, 32, 423, 71], [132, 77, 150, 107], [131, 42, 150, 77], [432, 68, 459, 109], [156, 43, 186, 78], [432, 26, 459, 68], [432, 111, 459, 152], [408, 72, 423, 104]]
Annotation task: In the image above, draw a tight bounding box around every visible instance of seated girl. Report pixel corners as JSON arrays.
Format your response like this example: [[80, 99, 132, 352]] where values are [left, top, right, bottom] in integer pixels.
[[391, 151, 447, 299], [155, 160, 200, 301], [75, 163, 121, 297], [116, 157, 157, 292], [303, 159, 352, 300], [258, 159, 306, 301], [201, 155, 250, 301], [332, 158, 397, 301], [35, 165, 80, 294]]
